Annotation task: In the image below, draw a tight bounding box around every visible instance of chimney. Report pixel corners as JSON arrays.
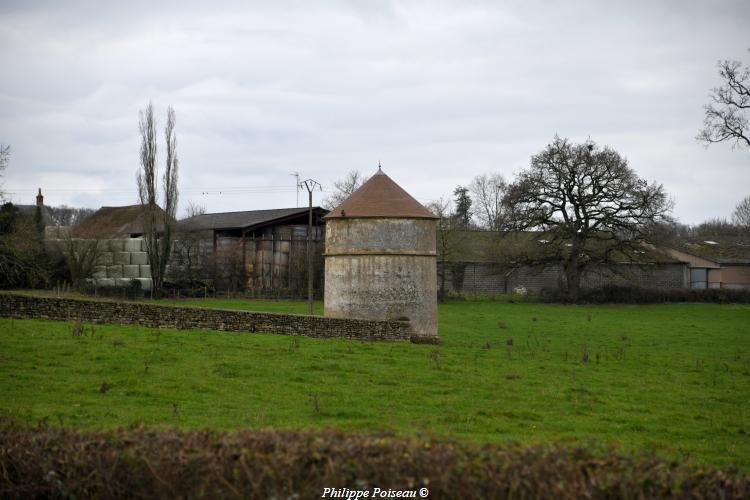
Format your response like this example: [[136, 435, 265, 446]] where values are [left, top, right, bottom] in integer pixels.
[[36, 188, 44, 207]]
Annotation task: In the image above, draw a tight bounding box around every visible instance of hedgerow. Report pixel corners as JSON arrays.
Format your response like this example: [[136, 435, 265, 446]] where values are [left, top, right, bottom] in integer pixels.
[[0, 420, 747, 499], [541, 285, 750, 304]]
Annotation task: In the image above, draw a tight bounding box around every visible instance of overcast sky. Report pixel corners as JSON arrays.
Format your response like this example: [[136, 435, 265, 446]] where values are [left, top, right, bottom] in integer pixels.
[[0, 0, 748, 223]]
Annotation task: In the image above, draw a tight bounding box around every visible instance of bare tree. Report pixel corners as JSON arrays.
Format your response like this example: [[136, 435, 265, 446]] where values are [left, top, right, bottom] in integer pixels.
[[137, 103, 179, 297], [47, 206, 95, 227], [733, 195, 750, 228], [503, 136, 673, 301], [208, 242, 246, 294], [426, 197, 461, 301], [0, 145, 9, 200], [697, 52, 750, 150], [183, 200, 207, 219], [469, 173, 507, 230], [60, 235, 101, 289], [323, 170, 364, 210], [171, 200, 209, 287]]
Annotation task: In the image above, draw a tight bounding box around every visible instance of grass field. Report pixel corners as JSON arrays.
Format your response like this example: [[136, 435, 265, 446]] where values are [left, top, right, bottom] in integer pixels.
[[1, 297, 749, 470]]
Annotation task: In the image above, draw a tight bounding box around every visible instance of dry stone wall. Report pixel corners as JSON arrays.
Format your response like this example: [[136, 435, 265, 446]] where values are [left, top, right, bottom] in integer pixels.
[[0, 294, 414, 341]]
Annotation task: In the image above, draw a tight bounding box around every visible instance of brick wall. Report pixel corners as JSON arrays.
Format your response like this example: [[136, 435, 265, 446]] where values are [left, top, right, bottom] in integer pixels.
[[0, 294, 418, 342]]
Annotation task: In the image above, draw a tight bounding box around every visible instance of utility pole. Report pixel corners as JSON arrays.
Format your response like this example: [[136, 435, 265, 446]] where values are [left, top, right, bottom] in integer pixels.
[[299, 178, 321, 315]]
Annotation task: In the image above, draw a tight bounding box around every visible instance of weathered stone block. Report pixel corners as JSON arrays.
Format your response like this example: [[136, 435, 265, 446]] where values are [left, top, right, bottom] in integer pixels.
[[107, 265, 123, 279], [97, 252, 114, 266], [140, 265, 151, 278], [140, 239, 148, 252], [130, 252, 148, 265], [92, 266, 107, 280], [95, 278, 115, 288], [123, 239, 142, 252], [114, 252, 131, 265], [107, 240, 124, 252], [122, 265, 140, 278]]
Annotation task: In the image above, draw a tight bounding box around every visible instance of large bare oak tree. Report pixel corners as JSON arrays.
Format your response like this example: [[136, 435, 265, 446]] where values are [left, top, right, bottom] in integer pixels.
[[697, 52, 750, 150], [502, 136, 673, 301], [137, 103, 178, 297]]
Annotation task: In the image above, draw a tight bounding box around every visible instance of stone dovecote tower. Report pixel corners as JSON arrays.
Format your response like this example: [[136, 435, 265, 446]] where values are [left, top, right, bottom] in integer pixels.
[[324, 167, 438, 338]]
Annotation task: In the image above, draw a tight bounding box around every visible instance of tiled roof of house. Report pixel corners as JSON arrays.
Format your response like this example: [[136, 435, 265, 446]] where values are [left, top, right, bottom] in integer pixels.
[[72, 205, 170, 239]]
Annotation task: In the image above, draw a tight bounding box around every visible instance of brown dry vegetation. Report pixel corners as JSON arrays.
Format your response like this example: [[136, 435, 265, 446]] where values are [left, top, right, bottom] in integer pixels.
[[0, 420, 747, 499]]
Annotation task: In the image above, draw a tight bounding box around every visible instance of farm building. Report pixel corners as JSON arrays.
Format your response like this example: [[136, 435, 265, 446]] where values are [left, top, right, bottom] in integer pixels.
[[324, 167, 438, 338], [666, 236, 750, 289], [436, 230, 690, 295], [175, 207, 327, 294]]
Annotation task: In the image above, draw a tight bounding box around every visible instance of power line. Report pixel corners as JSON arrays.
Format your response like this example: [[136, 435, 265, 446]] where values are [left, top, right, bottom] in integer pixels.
[[5, 186, 301, 194]]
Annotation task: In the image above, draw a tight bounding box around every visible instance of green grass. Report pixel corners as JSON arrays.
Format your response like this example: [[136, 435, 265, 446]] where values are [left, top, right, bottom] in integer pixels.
[[1, 298, 749, 470]]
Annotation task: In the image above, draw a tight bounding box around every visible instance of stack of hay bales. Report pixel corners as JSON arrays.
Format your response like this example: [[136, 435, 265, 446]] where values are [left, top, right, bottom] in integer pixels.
[[44, 230, 153, 291], [92, 239, 152, 291]]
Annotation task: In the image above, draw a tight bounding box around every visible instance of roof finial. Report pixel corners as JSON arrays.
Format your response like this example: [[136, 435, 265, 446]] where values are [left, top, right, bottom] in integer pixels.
[[376, 161, 383, 175]]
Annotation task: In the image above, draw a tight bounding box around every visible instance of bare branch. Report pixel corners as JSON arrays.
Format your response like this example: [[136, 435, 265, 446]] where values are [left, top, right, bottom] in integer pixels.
[[323, 170, 364, 210], [697, 55, 750, 149]]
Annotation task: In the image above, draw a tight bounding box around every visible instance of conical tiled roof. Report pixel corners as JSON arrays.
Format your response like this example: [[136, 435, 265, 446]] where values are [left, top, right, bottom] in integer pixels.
[[325, 167, 437, 219]]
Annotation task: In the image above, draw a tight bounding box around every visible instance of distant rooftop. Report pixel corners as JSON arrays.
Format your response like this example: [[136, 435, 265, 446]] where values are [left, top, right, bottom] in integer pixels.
[[670, 235, 750, 265], [73, 205, 171, 239], [325, 167, 437, 219]]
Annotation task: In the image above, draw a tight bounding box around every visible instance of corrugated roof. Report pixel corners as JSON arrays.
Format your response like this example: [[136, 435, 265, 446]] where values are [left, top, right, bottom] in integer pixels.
[[670, 236, 750, 264], [72, 205, 170, 239], [178, 207, 326, 232], [325, 168, 437, 219]]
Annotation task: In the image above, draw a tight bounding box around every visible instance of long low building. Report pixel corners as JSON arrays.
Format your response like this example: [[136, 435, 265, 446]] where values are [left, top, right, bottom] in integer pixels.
[[665, 236, 750, 289], [175, 207, 328, 294], [435, 230, 689, 295]]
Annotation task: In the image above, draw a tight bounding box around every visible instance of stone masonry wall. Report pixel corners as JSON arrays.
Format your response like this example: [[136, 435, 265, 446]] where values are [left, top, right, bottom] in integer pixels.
[[0, 294, 415, 342], [439, 262, 688, 294]]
